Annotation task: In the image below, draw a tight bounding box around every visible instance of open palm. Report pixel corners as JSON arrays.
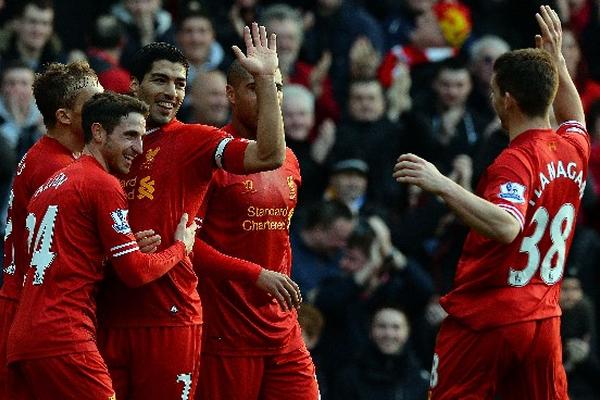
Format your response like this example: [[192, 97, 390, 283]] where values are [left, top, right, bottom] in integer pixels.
[[232, 22, 279, 76]]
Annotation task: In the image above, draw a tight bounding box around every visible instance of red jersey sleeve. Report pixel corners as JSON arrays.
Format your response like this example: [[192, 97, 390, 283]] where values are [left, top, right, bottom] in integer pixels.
[[556, 120, 590, 158], [94, 179, 186, 287], [192, 237, 262, 282], [480, 151, 535, 232]]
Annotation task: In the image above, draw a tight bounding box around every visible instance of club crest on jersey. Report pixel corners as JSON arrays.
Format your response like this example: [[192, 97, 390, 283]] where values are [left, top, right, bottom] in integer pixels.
[[141, 147, 160, 170], [498, 182, 526, 204], [287, 176, 297, 200], [241, 179, 257, 194], [111, 209, 132, 234]]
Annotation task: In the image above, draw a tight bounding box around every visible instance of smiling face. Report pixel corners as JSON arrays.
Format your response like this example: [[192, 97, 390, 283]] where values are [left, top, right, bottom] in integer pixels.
[[370, 308, 410, 355], [177, 16, 215, 66], [132, 60, 187, 128], [100, 112, 146, 174]]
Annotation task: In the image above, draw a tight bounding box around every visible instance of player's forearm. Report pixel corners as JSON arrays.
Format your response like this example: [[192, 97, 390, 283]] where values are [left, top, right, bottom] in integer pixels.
[[439, 180, 520, 244], [244, 75, 285, 172], [114, 241, 186, 287], [192, 238, 262, 281], [553, 57, 585, 126]]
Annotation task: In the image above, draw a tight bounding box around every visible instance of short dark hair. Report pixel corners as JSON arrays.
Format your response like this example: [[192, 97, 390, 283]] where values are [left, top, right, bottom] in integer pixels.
[[17, 0, 54, 17], [493, 48, 558, 118], [33, 61, 99, 128], [89, 14, 124, 49], [175, 3, 213, 32], [303, 199, 353, 230], [226, 59, 252, 87], [82, 92, 149, 144], [436, 57, 470, 77], [130, 42, 189, 83]]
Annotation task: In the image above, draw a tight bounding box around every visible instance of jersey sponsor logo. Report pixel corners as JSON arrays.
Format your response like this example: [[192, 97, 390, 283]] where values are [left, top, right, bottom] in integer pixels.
[[111, 209, 132, 234], [287, 176, 297, 200], [141, 147, 160, 170], [137, 176, 155, 200], [498, 182, 526, 204]]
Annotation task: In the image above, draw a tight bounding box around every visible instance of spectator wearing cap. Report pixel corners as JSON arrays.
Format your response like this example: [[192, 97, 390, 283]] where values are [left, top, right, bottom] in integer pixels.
[[325, 159, 370, 216], [86, 14, 130, 94]]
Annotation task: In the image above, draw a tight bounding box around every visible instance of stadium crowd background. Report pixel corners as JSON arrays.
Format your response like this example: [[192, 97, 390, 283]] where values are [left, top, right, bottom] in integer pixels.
[[0, 0, 599, 398]]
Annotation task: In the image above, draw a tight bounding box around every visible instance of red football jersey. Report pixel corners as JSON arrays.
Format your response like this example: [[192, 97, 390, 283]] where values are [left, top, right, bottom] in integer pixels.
[[197, 124, 303, 356], [1, 136, 76, 302], [7, 156, 185, 362], [441, 121, 590, 330], [98, 119, 248, 327]]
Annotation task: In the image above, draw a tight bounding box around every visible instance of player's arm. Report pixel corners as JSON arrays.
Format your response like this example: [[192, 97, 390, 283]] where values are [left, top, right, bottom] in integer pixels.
[[394, 154, 520, 244], [536, 6, 585, 126], [233, 23, 285, 173], [109, 214, 196, 287], [193, 238, 301, 310]]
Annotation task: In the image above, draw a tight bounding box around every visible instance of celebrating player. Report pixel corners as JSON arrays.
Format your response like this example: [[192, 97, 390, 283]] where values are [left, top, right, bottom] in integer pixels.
[[393, 6, 588, 399], [194, 61, 316, 400], [7, 92, 197, 399], [0, 61, 103, 397], [97, 22, 292, 399]]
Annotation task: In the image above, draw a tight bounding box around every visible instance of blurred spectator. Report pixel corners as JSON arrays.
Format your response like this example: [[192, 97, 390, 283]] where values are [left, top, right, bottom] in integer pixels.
[[378, 0, 472, 89], [560, 275, 600, 399], [331, 307, 430, 400], [282, 84, 333, 208], [212, 0, 260, 56], [302, 0, 384, 104], [86, 14, 130, 94], [468, 35, 510, 125], [0, 0, 65, 72], [410, 59, 484, 175], [261, 3, 340, 124], [0, 61, 43, 159], [313, 217, 433, 381], [111, 0, 176, 70], [297, 303, 328, 398], [324, 159, 371, 216], [561, 28, 600, 114], [175, 4, 224, 85], [291, 199, 355, 299], [378, 0, 437, 49], [182, 69, 229, 126]]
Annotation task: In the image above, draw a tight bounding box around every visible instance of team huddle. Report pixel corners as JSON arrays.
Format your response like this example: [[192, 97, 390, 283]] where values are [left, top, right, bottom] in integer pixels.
[[0, 5, 592, 400]]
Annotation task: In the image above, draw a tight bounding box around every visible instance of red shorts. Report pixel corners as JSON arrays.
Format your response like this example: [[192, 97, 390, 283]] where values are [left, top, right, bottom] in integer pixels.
[[196, 346, 319, 400], [99, 325, 201, 400], [429, 316, 567, 400], [0, 297, 18, 399], [9, 351, 115, 400]]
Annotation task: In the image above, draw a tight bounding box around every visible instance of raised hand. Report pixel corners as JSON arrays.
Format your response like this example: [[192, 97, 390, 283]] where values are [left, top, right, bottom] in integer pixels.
[[232, 22, 279, 77], [393, 153, 450, 195], [535, 5, 563, 62], [255, 269, 302, 312]]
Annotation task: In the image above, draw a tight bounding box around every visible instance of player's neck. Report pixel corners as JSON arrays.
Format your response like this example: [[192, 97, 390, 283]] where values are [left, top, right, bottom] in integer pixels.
[[46, 127, 85, 155], [508, 115, 551, 142], [230, 117, 256, 140], [82, 146, 109, 172]]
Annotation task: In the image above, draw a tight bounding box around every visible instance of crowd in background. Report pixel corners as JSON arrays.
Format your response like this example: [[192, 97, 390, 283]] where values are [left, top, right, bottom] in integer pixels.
[[0, 0, 599, 398]]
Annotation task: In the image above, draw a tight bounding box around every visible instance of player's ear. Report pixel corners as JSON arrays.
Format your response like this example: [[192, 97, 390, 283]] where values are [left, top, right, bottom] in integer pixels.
[[226, 84, 235, 105], [130, 79, 140, 97], [91, 122, 106, 143], [55, 108, 72, 125]]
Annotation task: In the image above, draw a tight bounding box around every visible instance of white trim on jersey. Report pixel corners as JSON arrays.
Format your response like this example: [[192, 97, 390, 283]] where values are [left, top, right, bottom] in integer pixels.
[[498, 203, 525, 231], [110, 241, 137, 252], [113, 246, 140, 258], [214, 137, 233, 169], [560, 120, 587, 135]]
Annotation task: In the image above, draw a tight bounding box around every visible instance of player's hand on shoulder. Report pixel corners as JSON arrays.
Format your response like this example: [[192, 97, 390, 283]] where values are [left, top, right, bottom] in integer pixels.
[[232, 22, 278, 77], [256, 269, 302, 311], [174, 213, 198, 254], [135, 229, 161, 253]]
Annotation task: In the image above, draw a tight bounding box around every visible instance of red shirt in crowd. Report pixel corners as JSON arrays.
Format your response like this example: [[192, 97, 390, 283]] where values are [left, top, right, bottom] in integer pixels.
[[441, 121, 590, 330], [7, 156, 186, 362]]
